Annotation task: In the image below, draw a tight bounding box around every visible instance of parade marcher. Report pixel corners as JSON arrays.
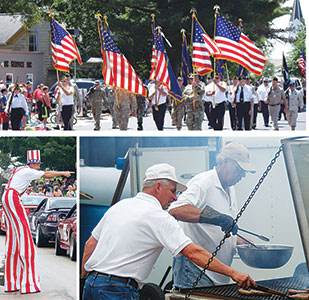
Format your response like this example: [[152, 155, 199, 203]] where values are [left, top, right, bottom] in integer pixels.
[[226, 77, 238, 131], [183, 74, 204, 130], [136, 87, 147, 131], [232, 77, 254, 130], [86, 80, 107, 131], [148, 81, 168, 131], [104, 86, 118, 129], [0, 88, 9, 130], [81, 163, 256, 300], [206, 74, 227, 130], [257, 78, 270, 127], [267, 77, 287, 131], [171, 77, 186, 131], [25, 81, 33, 121], [250, 80, 259, 130], [113, 89, 137, 131], [1, 150, 73, 294], [169, 142, 256, 288], [57, 77, 74, 130], [203, 77, 213, 129], [42, 86, 52, 130], [286, 81, 304, 130], [6, 85, 28, 130]]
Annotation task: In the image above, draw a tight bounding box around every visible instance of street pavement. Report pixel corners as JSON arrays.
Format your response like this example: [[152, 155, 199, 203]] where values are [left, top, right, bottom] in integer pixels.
[[0, 235, 76, 300], [68, 108, 307, 132]]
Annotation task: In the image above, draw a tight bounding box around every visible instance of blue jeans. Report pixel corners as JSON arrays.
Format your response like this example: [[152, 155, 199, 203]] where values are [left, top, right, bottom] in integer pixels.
[[173, 255, 214, 289], [82, 273, 140, 300]]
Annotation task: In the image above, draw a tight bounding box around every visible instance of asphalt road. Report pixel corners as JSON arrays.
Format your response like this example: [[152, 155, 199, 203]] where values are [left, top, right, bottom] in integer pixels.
[[38, 107, 306, 132], [0, 235, 76, 300]]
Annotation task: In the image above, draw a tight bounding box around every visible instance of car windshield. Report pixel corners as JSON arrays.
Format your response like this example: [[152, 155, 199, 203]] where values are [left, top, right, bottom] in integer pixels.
[[21, 196, 46, 205], [47, 198, 76, 210]]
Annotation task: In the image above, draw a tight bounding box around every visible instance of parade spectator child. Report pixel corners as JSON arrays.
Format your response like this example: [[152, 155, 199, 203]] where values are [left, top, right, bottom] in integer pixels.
[[0, 88, 9, 130], [42, 86, 51, 130]]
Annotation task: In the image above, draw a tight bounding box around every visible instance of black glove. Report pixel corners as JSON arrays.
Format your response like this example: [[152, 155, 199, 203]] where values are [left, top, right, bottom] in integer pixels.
[[199, 205, 238, 235]]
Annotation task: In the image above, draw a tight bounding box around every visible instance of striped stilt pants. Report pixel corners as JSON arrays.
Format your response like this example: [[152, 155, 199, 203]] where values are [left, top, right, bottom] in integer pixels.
[[2, 188, 40, 293]]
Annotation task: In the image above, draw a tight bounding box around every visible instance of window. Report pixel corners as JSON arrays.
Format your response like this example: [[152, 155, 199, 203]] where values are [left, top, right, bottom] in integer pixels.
[[29, 34, 37, 52]]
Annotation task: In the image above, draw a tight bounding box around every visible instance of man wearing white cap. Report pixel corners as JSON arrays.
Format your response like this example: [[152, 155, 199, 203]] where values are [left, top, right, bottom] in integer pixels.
[[1, 150, 73, 294], [169, 142, 256, 288], [81, 163, 255, 300]]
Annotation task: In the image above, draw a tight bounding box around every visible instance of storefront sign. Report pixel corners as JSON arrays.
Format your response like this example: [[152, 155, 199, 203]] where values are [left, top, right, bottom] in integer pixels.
[[3, 60, 32, 68]]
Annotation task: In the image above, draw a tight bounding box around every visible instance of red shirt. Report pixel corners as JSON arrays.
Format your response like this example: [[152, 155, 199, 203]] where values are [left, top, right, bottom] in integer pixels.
[[33, 89, 43, 103]]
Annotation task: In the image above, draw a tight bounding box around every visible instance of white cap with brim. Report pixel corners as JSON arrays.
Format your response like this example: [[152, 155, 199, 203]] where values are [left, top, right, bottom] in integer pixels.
[[143, 163, 187, 192], [221, 142, 256, 173]]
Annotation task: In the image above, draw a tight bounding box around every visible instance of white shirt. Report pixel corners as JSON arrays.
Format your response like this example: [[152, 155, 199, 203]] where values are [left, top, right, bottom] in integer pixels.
[[168, 168, 238, 285], [234, 84, 253, 103], [59, 86, 74, 106], [148, 83, 168, 106], [84, 192, 192, 288], [8, 93, 28, 115], [257, 84, 270, 102], [7, 166, 44, 195], [205, 82, 227, 107]]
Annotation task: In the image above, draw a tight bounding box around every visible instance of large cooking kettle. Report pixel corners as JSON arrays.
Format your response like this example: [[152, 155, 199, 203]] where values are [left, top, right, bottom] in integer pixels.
[[237, 244, 294, 269]]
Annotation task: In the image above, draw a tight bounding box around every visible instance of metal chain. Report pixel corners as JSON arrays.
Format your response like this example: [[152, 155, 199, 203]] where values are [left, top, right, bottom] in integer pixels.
[[184, 145, 284, 300]]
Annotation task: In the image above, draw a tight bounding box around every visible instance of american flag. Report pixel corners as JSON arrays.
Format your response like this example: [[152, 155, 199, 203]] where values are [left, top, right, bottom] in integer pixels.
[[192, 15, 220, 75], [98, 19, 147, 97], [149, 26, 182, 102], [50, 18, 82, 72], [215, 13, 266, 76], [298, 47, 306, 75]]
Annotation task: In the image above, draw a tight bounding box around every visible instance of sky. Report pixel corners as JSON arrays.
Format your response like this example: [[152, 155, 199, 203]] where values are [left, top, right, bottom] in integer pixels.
[[270, 0, 308, 59]]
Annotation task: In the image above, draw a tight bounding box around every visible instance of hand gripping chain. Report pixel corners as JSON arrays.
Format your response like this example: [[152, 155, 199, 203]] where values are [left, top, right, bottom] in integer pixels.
[[184, 145, 284, 300]]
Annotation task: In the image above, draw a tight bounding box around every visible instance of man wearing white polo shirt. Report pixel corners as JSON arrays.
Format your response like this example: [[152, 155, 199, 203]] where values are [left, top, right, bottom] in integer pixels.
[[81, 163, 255, 300], [169, 142, 256, 289], [57, 76, 74, 130], [206, 74, 227, 130]]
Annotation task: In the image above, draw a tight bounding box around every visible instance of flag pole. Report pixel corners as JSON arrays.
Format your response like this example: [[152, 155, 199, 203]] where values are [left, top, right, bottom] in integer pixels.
[[180, 28, 186, 79], [213, 5, 220, 107], [281, 51, 284, 88], [151, 14, 159, 111], [190, 8, 197, 110]]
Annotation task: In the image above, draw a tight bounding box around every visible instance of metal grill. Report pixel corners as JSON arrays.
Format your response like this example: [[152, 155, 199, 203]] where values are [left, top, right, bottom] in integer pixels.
[[179, 276, 309, 300]]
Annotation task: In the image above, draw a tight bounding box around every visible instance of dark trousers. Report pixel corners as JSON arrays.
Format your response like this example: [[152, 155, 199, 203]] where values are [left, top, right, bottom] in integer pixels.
[[204, 101, 212, 126], [11, 108, 24, 130], [278, 103, 287, 120], [227, 102, 236, 130], [61, 105, 73, 130], [261, 101, 269, 126], [252, 103, 259, 128], [210, 102, 225, 130], [152, 103, 166, 130], [37, 101, 43, 121], [236, 102, 251, 130]]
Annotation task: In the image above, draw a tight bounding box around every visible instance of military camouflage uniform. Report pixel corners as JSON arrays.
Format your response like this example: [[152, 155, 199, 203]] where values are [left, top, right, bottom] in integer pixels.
[[114, 90, 137, 131], [183, 83, 205, 130], [105, 87, 118, 129], [136, 94, 146, 130], [87, 87, 107, 130], [171, 85, 185, 130]]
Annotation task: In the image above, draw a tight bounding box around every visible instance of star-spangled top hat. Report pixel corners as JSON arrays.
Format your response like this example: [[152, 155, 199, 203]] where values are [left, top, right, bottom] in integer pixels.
[[27, 150, 42, 164]]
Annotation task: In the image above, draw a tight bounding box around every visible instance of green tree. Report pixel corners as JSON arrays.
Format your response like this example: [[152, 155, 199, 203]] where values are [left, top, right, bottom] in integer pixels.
[[0, 137, 76, 172], [288, 21, 306, 77], [0, 0, 290, 79]]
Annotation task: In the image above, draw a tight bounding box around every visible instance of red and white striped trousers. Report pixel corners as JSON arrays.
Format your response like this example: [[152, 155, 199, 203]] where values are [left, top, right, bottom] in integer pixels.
[[2, 188, 40, 293]]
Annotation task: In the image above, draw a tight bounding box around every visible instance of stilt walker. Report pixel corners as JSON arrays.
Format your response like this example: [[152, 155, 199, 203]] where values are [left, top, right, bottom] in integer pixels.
[[2, 150, 73, 294]]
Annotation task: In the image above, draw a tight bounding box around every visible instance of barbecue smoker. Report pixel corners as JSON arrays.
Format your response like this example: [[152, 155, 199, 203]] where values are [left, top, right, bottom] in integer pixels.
[[166, 137, 309, 300]]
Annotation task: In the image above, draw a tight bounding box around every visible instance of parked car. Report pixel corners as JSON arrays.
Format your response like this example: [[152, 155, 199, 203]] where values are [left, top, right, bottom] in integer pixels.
[[28, 197, 76, 247], [55, 203, 77, 261], [0, 194, 47, 234]]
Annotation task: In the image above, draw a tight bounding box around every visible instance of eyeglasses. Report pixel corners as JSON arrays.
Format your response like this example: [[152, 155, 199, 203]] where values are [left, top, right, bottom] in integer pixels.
[[215, 77, 220, 80]]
